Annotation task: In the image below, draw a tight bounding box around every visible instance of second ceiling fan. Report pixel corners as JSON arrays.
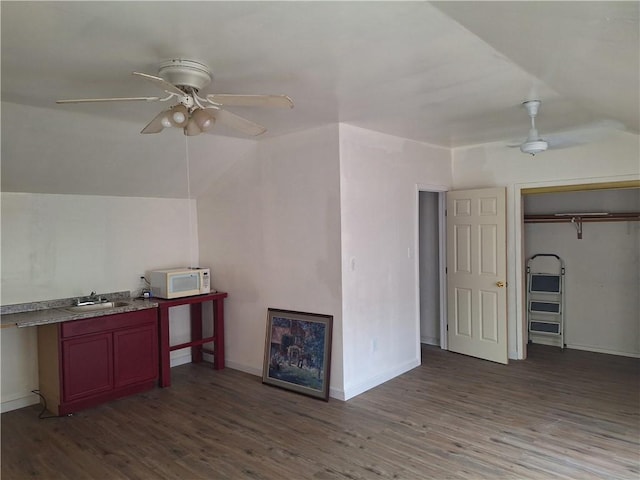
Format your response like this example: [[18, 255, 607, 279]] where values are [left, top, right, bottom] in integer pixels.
[[57, 59, 294, 136], [512, 99, 625, 155]]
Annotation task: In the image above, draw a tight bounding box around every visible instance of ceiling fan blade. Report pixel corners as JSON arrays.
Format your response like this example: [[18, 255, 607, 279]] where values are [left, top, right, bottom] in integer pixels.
[[132, 72, 185, 96], [56, 96, 160, 104], [546, 120, 626, 150], [141, 109, 170, 134], [210, 108, 267, 136], [206, 94, 293, 109], [545, 136, 581, 150]]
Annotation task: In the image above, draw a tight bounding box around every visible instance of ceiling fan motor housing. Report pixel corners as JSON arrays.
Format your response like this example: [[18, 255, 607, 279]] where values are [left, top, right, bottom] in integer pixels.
[[158, 59, 213, 91], [520, 140, 548, 155]]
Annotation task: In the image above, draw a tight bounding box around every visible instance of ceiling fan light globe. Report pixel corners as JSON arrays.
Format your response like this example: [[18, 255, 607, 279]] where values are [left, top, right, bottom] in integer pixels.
[[184, 117, 202, 136], [172, 111, 186, 124], [160, 116, 172, 128], [192, 109, 215, 131], [168, 105, 189, 127]]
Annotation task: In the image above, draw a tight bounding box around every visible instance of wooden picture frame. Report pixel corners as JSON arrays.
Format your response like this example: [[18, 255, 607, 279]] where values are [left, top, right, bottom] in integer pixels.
[[262, 308, 333, 401]]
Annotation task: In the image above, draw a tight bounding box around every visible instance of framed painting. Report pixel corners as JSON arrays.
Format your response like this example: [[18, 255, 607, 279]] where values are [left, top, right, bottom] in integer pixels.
[[262, 308, 333, 401]]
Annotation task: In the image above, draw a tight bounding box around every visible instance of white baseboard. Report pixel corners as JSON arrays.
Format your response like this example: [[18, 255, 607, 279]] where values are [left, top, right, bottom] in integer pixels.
[[530, 338, 640, 358], [170, 352, 192, 368], [566, 343, 640, 358], [224, 360, 262, 377], [341, 358, 421, 401], [529, 335, 563, 348], [329, 386, 346, 401], [173, 353, 266, 378], [2, 352, 194, 414], [222, 360, 347, 401], [420, 336, 440, 346], [1, 393, 40, 413]]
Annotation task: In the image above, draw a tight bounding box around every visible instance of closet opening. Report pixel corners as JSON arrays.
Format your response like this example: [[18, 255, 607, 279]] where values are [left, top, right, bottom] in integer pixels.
[[418, 190, 447, 350], [521, 183, 639, 358]]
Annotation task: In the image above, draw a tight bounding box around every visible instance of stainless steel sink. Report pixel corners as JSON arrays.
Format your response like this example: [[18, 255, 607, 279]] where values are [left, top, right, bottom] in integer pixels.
[[64, 301, 130, 313]]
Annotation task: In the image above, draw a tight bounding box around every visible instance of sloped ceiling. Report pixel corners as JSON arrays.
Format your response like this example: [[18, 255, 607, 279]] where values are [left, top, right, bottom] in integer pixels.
[[1, 1, 638, 197]]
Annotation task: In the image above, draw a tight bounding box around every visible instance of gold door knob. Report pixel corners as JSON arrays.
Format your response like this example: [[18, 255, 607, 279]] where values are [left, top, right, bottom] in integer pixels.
[[496, 281, 506, 288]]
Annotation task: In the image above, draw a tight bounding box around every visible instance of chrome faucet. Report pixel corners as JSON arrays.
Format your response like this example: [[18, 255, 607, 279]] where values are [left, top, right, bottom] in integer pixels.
[[74, 291, 107, 306]]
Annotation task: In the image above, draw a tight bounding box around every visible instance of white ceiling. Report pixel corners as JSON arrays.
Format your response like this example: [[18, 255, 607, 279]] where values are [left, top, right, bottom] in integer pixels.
[[2, 1, 638, 148]]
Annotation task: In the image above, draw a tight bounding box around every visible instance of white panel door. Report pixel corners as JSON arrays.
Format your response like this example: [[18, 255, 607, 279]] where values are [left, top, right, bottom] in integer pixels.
[[447, 187, 507, 364]]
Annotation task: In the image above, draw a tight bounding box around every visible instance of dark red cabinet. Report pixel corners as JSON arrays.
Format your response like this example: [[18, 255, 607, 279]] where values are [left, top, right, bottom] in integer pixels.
[[113, 324, 157, 388], [38, 308, 158, 416], [62, 333, 113, 402]]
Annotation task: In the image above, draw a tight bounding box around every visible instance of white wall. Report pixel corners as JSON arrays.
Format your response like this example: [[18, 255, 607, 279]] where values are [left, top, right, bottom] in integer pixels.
[[1, 192, 199, 411], [197, 125, 345, 395], [197, 123, 454, 400], [338, 124, 452, 399], [524, 189, 640, 357], [452, 130, 640, 359], [6, 123, 634, 413]]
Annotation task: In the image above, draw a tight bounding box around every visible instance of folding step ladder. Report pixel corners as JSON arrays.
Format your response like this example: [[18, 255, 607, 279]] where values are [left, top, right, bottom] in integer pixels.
[[527, 253, 565, 349]]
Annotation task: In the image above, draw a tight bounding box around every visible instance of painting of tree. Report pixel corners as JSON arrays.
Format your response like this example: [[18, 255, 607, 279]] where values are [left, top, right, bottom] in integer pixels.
[[263, 309, 333, 400]]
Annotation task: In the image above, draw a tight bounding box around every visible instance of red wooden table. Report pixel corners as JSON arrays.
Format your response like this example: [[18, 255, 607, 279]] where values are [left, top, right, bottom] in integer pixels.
[[156, 292, 228, 387]]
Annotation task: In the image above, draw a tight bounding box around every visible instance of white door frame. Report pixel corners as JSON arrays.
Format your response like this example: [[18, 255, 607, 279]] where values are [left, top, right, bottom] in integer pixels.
[[416, 175, 638, 362], [414, 175, 640, 360], [417, 181, 594, 361], [415, 184, 449, 351], [438, 191, 448, 350]]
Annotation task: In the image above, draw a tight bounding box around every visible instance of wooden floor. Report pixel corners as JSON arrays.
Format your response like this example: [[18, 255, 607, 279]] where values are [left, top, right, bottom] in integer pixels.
[[2, 344, 639, 479]]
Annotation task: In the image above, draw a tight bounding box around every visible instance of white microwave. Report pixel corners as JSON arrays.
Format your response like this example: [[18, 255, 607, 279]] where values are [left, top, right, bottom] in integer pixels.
[[149, 267, 211, 299]]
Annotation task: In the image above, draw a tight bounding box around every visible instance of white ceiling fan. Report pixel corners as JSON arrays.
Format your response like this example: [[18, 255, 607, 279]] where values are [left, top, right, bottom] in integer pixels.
[[56, 59, 294, 136], [513, 100, 625, 156], [517, 100, 548, 155]]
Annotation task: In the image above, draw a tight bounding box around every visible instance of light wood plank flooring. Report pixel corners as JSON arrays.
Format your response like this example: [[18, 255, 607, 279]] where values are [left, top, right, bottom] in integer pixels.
[[2, 344, 639, 479]]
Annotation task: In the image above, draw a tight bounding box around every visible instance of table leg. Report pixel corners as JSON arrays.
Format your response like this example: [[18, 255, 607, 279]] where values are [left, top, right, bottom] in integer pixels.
[[213, 299, 225, 369], [190, 303, 203, 363], [158, 308, 171, 387]]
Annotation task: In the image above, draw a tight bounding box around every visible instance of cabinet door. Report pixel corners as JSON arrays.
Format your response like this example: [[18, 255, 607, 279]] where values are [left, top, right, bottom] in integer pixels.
[[113, 324, 158, 388], [62, 333, 113, 402]]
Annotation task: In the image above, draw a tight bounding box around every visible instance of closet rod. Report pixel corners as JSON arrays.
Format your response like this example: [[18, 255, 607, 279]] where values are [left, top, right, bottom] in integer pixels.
[[524, 212, 640, 223], [524, 212, 639, 239]]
